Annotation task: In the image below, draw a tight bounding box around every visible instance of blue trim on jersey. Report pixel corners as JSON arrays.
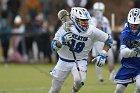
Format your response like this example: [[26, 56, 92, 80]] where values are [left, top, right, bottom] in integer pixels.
[[59, 56, 87, 62]]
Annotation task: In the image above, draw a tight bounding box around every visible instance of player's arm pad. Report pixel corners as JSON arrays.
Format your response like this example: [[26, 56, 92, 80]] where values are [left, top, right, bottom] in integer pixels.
[[104, 34, 113, 49], [51, 40, 61, 52], [120, 45, 140, 58]]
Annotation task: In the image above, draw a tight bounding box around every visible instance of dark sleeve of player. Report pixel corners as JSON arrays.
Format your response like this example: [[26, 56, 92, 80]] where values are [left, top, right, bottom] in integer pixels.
[[120, 32, 131, 48]]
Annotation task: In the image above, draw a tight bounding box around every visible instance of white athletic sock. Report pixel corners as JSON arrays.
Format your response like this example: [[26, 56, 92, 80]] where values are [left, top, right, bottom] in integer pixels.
[[114, 84, 126, 93], [109, 70, 116, 82], [49, 79, 63, 93], [71, 88, 76, 93], [134, 75, 140, 93], [134, 87, 139, 93], [95, 65, 103, 80]]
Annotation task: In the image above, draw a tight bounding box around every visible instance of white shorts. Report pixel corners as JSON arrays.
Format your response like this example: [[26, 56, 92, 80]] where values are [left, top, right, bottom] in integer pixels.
[[50, 58, 88, 81]]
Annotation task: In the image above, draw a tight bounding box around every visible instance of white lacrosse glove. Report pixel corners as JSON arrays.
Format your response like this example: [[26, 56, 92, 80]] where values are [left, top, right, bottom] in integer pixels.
[[93, 50, 108, 67], [61, 32, 73, 45]]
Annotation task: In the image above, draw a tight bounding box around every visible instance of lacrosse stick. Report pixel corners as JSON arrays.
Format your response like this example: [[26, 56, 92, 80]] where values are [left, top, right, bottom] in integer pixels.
[[58, 9, 70, 23], [58, 9, 84, 85], [58, 9, 73, 31], [92, 57, 97, 63]]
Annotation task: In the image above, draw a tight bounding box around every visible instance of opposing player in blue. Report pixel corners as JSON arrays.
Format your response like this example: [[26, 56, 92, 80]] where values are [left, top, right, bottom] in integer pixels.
[[114, 8, 140, 93], [49, 7, 112, 93]]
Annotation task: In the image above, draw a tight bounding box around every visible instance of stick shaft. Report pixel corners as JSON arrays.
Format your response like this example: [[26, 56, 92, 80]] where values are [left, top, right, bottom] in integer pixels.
[[68, 43, 84, 85]]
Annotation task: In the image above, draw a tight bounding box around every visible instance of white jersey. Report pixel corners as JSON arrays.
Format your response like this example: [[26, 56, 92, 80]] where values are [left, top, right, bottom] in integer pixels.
[[53, 24, 108, 60], [90, 16, 112, 56], [90, 16, 111, 34]]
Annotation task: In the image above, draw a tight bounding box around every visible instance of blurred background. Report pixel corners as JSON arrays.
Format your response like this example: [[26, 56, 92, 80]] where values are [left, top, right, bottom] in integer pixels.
[[0, 0, 140, 93], [0, 0, 139, 64]]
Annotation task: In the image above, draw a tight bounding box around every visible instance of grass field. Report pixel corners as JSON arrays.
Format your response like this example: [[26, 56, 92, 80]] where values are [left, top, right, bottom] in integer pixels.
[[0, 63, 135, 93]]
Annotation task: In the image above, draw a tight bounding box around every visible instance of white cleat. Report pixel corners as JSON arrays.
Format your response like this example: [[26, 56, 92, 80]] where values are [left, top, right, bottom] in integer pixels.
[[109, 71, 116, 84], [70, 88, 76, 93], [99, 79, 104, 84]]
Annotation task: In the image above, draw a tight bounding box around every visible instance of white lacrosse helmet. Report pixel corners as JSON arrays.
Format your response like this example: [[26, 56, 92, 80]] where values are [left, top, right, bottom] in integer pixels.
[[93, 2, 105, 19], [127, 8, 140, 34], [127, 8, 140, 24], [70, 7, 91, 32]]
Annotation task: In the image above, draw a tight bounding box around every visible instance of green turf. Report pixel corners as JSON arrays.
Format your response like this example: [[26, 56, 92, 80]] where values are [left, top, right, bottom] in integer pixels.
[[0, 63, 135, 93]]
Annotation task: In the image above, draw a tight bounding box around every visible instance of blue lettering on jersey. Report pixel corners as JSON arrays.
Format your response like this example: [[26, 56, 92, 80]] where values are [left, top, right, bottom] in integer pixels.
[[68, 33, 87, 53], [69, 39, 85, 53], [72, 34, 88, 41]]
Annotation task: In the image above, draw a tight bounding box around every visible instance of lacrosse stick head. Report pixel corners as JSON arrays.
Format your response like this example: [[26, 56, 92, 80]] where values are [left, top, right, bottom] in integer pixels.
[[58, 9, 70, 23], [58, 9, 73, 31]]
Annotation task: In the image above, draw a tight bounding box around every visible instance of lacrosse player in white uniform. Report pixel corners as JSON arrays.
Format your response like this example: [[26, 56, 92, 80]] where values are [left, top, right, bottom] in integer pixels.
[[49, 7, 112, 93], [90, 2, 116, 84]]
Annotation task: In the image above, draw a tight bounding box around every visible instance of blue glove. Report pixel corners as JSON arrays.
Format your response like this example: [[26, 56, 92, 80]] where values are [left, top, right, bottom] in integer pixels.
[[96, 50, 108, 67], [61, 32, 73, 45], [51, 40, 61, 51]]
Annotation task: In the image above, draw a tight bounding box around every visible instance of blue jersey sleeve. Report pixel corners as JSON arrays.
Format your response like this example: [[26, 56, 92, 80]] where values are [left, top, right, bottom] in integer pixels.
[[120, 32, 128, 45], [120, 30, 140, 49]]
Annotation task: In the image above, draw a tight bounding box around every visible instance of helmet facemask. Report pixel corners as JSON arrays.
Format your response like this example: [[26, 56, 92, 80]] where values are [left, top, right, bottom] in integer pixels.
[[129, 23, 140, 34], [75, 18, 89, 32], [93, 2, 105, 20], [94, 10, 104, 20], [70, 7, 91, 32]]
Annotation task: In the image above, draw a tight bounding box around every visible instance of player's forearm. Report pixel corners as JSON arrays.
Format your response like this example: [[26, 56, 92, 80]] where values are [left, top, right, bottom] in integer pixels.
[[103, 34, 113, 52], [102, 46, 109, 52], [120, 45, 140, 58], [51, 40, 62, 51], [99, 36, 112, 58], [120, 47, 132, 58]]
